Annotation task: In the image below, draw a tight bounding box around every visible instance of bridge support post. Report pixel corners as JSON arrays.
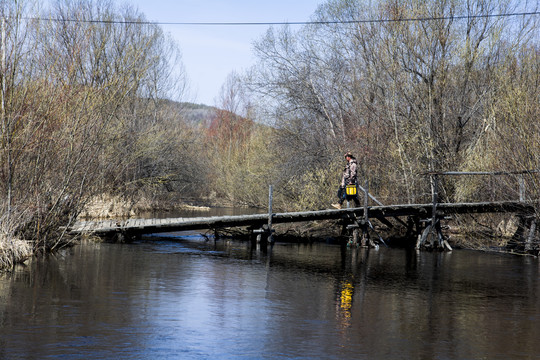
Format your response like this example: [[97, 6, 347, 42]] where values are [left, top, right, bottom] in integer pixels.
[[415, 218, 452, 251], [509, 215, 530, 251], [416, 175, 452, 251], [111, 230, 140, 243], [345, 181, 387, 249], [251, 228, 265, 244], [525, 217, 537, 252], [346, 224, 360, 247], [346, 222, 371, 248], [250, 225, 274, 248], [406, 216, 421, 239], [510, 215, 539, 253]]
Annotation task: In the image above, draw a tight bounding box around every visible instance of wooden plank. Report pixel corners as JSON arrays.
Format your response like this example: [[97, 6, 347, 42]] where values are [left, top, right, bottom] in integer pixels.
[[70, 200, 536, 237]]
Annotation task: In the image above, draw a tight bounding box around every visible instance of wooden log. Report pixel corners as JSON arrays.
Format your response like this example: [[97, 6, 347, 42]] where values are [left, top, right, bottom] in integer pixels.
[[374, 214, 394, 228], [367, 220, 387, 247]]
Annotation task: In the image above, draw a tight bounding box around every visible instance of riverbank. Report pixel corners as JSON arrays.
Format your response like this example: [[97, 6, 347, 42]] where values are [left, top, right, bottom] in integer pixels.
[[79, 194, 214, 219]]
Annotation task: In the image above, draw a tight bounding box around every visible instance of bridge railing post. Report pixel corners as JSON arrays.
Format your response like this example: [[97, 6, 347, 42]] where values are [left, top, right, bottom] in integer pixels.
[[431, 174, 440, 249], [519, 174, 525, 202], [361, 180, 369, 247], [363, 180, 369, 223], [268, 185, 274, 244], [430, 174, 438, 233]]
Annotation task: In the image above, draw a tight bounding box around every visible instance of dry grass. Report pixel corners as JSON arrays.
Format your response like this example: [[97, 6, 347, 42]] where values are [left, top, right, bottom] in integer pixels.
[[0, 235, 32, 270]]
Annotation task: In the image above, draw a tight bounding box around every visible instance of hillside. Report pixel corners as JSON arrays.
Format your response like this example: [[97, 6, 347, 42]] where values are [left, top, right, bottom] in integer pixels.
[[158, 100, 218, 127]]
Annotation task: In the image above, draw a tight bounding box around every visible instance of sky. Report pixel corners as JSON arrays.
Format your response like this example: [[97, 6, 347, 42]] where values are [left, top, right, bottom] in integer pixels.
[[128, 0, 324, 106]]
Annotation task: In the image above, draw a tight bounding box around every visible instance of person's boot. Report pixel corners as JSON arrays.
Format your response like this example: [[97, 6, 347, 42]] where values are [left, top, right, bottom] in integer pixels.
[[331, 203, 342, 209]]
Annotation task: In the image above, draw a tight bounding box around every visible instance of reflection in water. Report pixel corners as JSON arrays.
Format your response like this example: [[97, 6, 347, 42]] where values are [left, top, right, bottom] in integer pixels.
[[1, 235, 540, 359], [335, 247, 366, 331], [336, 278, 354, 335], [339, 280, 354, 315]]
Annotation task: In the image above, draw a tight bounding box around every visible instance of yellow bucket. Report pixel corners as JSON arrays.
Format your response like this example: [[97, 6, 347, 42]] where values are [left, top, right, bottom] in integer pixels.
[[345, 185, 357, 196]]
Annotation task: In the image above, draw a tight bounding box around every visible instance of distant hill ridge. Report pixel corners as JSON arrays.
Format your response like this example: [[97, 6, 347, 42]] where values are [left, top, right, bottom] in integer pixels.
[[157, 100, 257, 130], [157, 99, 219, 126], [178, 102, 218, 126]]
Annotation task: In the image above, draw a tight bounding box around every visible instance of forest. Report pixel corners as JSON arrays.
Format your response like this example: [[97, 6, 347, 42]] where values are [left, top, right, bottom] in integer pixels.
[[0, 0, 538, 268]]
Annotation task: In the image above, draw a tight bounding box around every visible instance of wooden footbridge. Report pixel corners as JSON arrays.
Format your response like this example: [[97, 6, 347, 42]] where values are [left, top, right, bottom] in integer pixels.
[[71, 173, 539, 252]]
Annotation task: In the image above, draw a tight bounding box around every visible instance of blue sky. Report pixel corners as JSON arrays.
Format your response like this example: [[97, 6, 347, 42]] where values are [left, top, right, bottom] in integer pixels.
[[128, 0, 323, 106]]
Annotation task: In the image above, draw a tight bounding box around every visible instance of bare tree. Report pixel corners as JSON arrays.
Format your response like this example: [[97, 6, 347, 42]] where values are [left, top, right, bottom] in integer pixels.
[[0, 0, 191, 257], [246, 0, 539, 207]]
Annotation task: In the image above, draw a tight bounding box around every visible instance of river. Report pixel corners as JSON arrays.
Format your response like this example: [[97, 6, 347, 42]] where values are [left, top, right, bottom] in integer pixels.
[[1, 231, 539, 359]]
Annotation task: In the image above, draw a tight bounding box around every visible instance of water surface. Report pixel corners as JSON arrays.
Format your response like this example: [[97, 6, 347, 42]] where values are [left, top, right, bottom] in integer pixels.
[[1, 234, 539, 359]]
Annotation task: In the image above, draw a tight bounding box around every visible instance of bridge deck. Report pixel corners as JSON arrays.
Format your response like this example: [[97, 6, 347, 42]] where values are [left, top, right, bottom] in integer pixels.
[[70, 200, 535, 237]]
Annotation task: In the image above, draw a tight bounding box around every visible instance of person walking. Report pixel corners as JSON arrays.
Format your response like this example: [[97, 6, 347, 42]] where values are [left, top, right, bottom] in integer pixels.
[[332, 152, 360, 209]]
